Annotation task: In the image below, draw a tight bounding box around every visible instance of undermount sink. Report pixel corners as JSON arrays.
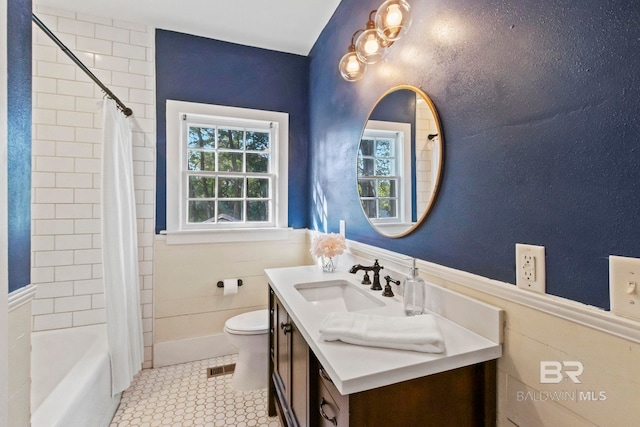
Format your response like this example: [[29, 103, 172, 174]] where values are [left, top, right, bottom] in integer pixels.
[[294, 280, 385, 312]]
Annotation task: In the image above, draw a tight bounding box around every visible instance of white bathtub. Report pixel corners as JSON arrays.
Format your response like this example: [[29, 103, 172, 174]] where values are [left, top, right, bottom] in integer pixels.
[[31, 324, 121, 427]]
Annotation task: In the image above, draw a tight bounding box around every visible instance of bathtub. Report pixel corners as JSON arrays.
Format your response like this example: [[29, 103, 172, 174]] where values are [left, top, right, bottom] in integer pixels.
[[31, 324, 121, 427]]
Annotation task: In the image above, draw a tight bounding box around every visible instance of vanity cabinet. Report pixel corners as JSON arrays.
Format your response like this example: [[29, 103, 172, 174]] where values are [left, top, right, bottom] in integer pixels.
[[268, 285, 497, 427]]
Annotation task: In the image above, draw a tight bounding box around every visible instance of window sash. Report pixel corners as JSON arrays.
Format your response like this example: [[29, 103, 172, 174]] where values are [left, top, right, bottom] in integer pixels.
[[180, 114, 277, 229], [359, 128, 404, 223]]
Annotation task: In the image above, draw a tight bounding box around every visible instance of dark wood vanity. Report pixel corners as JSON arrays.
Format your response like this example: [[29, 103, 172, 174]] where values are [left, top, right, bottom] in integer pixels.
[[268, 286, 497, 427]]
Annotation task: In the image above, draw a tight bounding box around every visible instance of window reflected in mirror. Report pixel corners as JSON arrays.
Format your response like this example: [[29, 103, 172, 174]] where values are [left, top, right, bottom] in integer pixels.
[[357, 86, 443, 237]]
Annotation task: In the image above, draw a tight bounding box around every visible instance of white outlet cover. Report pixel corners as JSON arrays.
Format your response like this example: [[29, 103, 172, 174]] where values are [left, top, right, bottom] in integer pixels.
[[516, 244, 546, 293], [609, 255, 640, 322]]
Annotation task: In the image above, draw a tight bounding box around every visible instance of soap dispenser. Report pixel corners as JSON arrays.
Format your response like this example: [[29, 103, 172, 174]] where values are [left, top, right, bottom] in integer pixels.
[[403, 259, 426, 316]]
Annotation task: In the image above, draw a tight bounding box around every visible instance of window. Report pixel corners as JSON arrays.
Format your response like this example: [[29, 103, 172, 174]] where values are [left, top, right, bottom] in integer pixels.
[[166, 101, 289, 243], [358, 120, 411, 225], [358, 130, 400, 220], [185, 117, 274, 226]]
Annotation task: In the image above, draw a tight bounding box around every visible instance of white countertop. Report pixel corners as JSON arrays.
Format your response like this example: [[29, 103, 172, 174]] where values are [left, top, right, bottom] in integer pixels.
[[266, 265, 503, 395]]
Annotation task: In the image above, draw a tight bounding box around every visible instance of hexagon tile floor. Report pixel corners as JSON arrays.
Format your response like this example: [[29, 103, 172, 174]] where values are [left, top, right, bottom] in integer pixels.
[[109, 354, 282, 427]]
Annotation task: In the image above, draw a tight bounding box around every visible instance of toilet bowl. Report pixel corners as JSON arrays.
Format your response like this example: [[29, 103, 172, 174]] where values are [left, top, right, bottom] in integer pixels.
[[224, 309, 269, 391]]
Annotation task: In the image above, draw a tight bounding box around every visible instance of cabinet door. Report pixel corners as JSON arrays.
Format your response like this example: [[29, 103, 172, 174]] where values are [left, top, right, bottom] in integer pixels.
[[268, 289, 277, 417], [290, 323, 308, 426], [275, 298, 290, 395]]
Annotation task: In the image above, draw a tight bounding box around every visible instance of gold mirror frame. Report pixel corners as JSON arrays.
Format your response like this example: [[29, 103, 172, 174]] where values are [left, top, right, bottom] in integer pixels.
[[356, 85, 443, 238]]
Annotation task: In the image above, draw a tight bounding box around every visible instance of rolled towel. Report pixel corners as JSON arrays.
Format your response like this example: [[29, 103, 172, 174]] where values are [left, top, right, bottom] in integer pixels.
[[319, 312, 445, 353]]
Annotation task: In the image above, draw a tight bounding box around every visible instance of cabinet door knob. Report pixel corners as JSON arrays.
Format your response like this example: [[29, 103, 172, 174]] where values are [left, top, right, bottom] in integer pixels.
[[280, 322, 292, 334], [319, 397, 337, 426]]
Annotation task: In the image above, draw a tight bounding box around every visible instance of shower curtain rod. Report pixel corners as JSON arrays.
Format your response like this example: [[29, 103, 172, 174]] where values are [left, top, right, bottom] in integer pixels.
[[32, 13, 133, 117]]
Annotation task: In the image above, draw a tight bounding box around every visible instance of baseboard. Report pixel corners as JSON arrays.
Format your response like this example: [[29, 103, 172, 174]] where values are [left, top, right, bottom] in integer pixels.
[[153, 333, 237, 368]]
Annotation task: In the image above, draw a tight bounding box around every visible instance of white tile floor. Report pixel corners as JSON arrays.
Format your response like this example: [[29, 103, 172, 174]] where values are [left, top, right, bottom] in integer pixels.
[[110, 354, 281, 427]]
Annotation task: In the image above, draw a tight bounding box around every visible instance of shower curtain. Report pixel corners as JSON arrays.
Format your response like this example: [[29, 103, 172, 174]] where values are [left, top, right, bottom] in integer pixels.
[[101, 98, 144, 396]]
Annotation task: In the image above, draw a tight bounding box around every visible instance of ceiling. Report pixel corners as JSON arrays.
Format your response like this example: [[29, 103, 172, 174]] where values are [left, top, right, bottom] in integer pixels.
[[33, 0, 342, 56]]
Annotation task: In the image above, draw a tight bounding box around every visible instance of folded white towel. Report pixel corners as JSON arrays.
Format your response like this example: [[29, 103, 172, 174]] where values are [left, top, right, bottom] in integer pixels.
[[319, 312, 445, 353]]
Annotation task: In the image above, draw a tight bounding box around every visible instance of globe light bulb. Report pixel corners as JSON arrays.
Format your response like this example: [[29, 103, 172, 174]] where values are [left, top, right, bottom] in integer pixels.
[[346, 55, 361, 73], [385, 4, 402, 27], [375, 0, 412, 42], [355, 28, 387, 64], [364, 36, 379, 54], [339, 50, 366, 81]]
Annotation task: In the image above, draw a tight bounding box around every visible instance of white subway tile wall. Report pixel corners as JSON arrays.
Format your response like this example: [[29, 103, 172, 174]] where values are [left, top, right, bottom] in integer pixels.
[[31, 6, 155, 368]]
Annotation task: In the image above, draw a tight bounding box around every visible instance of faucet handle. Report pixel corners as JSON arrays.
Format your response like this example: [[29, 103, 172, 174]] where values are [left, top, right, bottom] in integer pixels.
[[361, 271, 371, 285], [382, 275, 400, 297]]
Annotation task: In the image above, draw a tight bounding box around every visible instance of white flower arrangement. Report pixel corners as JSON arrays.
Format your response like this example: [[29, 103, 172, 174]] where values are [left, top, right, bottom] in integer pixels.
[[310, 232, 346, 259]]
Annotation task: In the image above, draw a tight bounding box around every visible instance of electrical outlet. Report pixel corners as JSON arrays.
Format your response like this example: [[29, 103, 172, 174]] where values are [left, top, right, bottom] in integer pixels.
[[609, 255, 640, 322], [516, 244, 546, 293], [522, 254, 536, 281]]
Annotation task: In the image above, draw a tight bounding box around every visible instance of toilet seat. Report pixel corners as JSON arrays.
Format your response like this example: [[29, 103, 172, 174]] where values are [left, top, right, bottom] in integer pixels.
[[224, 309, 269, 335]]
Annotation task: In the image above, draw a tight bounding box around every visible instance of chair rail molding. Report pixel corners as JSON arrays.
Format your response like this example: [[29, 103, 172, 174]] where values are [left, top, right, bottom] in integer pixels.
[[345, 239, 640, 344], [8, 284, 36, 312]]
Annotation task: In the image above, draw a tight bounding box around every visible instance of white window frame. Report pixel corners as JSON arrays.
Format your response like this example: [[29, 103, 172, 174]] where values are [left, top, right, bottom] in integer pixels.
[[360, 120, 412, 227], [165, 100, 290, 244]]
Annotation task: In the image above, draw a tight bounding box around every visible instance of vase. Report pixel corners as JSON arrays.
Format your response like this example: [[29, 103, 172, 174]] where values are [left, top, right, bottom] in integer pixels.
[[321, 255, 337, 273]]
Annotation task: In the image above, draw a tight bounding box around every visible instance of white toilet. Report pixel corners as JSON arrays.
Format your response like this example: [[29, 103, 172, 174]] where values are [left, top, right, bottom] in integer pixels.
[[224, 309, 269, 391]]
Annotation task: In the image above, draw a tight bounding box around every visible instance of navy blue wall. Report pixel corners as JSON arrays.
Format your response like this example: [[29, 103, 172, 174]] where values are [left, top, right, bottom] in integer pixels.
[[7, 0, 32, 293], [155, 30, 310, 233], [309, 0, 640, 308]]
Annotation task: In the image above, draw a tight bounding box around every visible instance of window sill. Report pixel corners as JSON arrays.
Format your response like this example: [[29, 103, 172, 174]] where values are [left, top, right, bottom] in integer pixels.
[[160, 227, 294, 245]]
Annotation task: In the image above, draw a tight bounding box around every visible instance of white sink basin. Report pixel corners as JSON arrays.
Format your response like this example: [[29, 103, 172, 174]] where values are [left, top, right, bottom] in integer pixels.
[[294, 280, 385, 312]]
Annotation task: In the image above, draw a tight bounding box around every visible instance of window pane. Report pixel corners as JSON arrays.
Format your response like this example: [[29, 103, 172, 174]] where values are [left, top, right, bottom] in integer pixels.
[[358, 179, 376, 197], [219, 201, 243, 221], [361, 199, 377, 219], [218, 128, 244, 150], [246, 153, 269, 173], [246, 131, 270, 151], [218, 152, 243, 172], [377, 179, 392, 197], [360, 158, 375, 176], [377, 179, 397, 197], [188, 151, 215, 171], [375, 158, 391, 176], [188, 176, 216, 198], [188, 127, 215, 148], [219, 177, 244, 198], [378, 198, 397, 218], [376, 139, 393, 157], [247, 178, 269, 198], [360, 139, 374, 156], [188, 200, 216, 223], [247, 201, 269, 221]]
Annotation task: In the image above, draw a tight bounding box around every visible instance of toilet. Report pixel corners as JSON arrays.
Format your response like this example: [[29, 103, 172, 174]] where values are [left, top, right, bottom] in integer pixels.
[[224, 309, 269, 391]]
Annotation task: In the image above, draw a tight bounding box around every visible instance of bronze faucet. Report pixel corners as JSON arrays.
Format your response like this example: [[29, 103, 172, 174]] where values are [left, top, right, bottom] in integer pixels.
[[349, 259, 384, 290]]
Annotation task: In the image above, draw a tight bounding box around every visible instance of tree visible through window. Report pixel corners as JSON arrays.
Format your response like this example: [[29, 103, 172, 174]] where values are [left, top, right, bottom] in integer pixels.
[[185, 118, 274, 225]]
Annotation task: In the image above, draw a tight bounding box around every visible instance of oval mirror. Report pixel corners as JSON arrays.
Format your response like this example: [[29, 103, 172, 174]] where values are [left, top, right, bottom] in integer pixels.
[[357, 86, 443, 237]]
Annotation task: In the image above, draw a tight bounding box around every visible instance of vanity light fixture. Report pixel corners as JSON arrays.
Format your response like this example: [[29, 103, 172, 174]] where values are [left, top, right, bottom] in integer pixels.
[[339, 0, 412, 82]]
